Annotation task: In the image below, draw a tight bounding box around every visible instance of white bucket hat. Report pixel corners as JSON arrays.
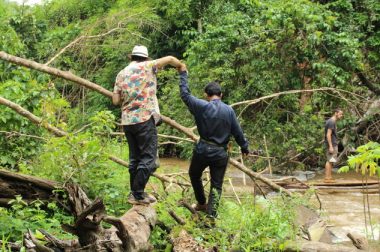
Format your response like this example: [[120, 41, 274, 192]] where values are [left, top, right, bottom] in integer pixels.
[[130, 45, 149, 58]]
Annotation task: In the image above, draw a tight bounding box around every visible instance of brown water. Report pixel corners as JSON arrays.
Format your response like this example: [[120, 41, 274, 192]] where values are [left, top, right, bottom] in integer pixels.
[[159, 158, 380, 243]]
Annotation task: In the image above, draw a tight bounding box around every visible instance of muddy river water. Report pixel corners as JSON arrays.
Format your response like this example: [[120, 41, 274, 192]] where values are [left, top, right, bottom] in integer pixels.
[[159, 158, 380, 245]]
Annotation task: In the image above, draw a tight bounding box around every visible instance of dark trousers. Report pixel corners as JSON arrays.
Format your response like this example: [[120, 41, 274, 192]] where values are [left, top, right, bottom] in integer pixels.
[[124, 117, 157, 200], [189, 146, 229, 217]]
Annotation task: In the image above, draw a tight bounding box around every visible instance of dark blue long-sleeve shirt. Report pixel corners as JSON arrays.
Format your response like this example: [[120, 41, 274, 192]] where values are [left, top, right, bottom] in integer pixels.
[[179, 71, 248, 150]]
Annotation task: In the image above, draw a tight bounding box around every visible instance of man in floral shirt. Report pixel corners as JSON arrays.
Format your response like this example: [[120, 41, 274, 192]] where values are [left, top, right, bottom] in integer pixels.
[[113, 45, 184, 204]]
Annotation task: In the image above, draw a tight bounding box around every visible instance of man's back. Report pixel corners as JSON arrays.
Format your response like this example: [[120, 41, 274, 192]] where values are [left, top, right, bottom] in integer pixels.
[[114, 60, 158, 125], [194, 99, 234, 145]]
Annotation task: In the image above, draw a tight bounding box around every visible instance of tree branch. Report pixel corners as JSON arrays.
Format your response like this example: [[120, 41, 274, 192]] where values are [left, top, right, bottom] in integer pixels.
[[0, 51, 292, 195], [230, 87, 358, 108], [0, 51, 112, 98], [0, 97, 67, 137]]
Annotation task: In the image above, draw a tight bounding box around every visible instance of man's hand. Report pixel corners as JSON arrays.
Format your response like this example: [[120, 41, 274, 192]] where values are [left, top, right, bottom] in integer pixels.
[[329, 146, 334, 154], [178, 63, 187, 73], [241, 147, 250, 157]]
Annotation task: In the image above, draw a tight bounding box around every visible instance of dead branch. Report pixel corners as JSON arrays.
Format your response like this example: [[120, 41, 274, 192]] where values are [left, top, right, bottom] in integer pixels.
[[0, 241, 22, 251], [26, 229, 54, 252], [0, 169, 57, 191], [0, 96, 190, 189], [0, 131, 47, 140], [45, 26, 123, 66], [228, 178, 242, 205], [178, 200, 197, 215], [229, 158, 293, 196], [169, 210, 186, 225], [230, 87, 363, 108], [108, 131, 194, 143], [109, 155, 191, 187], [0, 51, 112, 98], [0, 97, 67, 137], [161, 115, 199, 142], [284, 240, 359, 252], [0, 51, 291, 195], [103, 216, 131, 250], [38, 229, 78, 249], [159, 141, 181, 145]]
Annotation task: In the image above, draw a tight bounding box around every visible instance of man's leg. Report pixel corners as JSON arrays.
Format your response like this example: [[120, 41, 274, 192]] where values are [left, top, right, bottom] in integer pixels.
[[132, 118, 157, 199], [124, 126, 140, 193], [207, 157, 229, 217], [324, 161, 333, 181], [189, 152, 208, 207], [324, 146, 337, 182]]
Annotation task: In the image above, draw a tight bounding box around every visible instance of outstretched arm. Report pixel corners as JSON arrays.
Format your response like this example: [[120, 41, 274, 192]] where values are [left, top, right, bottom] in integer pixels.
[[156, 56, 183, 69], [178, 67, 207, 114]]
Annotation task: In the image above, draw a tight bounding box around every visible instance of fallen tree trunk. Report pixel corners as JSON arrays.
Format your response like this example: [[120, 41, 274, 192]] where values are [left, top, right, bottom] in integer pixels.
[[0, 51, 291, 195], [0, 169, 58, 207], [284, 240, 359, 252], [0, 95, 190, 190], [0, 97, 67, 137], [0, 171, 156, 252]]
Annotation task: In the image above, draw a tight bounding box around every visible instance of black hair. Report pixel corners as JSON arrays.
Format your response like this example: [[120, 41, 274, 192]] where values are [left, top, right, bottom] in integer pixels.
[[204, 81, 222, 97], [131, 55, 148, 62], [334, 108, 343, 114]]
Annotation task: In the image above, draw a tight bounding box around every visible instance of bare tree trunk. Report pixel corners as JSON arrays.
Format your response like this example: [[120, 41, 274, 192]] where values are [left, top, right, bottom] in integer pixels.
[[0, 51, 112, 98], [0, 95, 190, 189], [0, 169, 58, 207], [0, 97, 67, 137], [0, 170, 156, 252], [297, 62, 313, 111], [284, 240, 360, 252], [0, 51, 292, 195]]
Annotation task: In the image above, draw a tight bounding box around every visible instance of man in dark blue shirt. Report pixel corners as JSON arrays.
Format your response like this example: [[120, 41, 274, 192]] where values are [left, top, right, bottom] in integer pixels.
[[178, 65, 249, 218]]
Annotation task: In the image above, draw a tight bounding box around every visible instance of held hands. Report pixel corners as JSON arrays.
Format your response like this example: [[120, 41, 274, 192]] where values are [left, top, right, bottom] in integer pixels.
[[177, 63, 187, 73]]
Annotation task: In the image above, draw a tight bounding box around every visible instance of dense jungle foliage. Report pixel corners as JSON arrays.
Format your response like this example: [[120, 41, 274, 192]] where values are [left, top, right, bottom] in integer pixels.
[[0, 0, 379, 250]]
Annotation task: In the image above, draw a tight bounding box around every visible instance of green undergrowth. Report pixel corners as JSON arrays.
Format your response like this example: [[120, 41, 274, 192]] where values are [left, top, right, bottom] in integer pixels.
[[1, 128, 311, 250], [0, 197, 74, 250], [0, 158, 312, 251], [150, 187, 308, 251]]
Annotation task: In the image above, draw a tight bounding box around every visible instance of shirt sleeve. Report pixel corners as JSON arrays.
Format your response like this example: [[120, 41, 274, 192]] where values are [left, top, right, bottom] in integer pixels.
[[146, 60, 158, 74], [179, 71, 207, 114], [230, 109, 249, 150], [326, 120, 335, 129], [113, 72, 123, 93]]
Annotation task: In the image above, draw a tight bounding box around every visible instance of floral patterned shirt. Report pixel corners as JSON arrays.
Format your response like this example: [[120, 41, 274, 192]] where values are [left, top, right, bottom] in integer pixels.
[[113, 60, 160, 125]]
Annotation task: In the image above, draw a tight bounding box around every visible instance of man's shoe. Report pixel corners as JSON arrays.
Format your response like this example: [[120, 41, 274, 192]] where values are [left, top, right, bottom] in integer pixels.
[[127, 194, 151, 205], [142, 192, 157, 203], [192, 203, 207, 212]]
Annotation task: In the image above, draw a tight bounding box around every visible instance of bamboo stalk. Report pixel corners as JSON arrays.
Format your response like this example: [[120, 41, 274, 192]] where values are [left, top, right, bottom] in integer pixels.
[[228, 178, 241, 205], [263, 135, 272, 175]]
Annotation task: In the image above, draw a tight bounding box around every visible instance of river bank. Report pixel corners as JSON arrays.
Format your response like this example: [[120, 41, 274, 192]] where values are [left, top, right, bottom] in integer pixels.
[[158, 157, 380, 245]]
